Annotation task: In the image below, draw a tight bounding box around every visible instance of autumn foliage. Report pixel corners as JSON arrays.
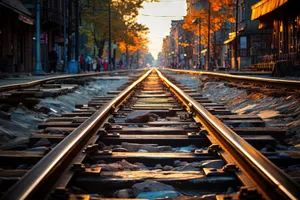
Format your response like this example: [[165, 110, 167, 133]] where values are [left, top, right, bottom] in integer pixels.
[[182, 0, 235, 46], [80, 0, 157, 66]]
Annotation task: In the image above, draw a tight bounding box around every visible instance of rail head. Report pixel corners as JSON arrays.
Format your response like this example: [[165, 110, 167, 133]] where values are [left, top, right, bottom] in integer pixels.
[[162, 68, 300, 90], [1, 69, 153, 200], [156, 68, 300, 200]]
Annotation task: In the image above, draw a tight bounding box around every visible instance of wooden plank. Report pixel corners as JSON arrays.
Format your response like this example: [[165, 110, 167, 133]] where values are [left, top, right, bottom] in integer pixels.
[[0, 151, 44, 166], [90, 152, 216, 166], [117, 110, 178, 117], [232, 127, 286, 142], [134, 94, 172, 98], [44, 127, 76, 134], [38, 122, 81, 129], [46, 117, 88, 123], [30, 134, 65, 145], [217, 115, 261, 120], [240, 135, 276, 148], [100, 134, 208, 146], [139, 91, 166, 94], [61, 112, 94, 117], [75, 171, 238, 193], [223, 119, 265, 127], [106, 127, 199, 135], [0, 169, 27, 177], [209, 110, 233, 115], [110, 121, 198, 127]]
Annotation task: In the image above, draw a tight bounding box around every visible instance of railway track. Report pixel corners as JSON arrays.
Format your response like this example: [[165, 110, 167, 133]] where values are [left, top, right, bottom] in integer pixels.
[[162, 68, 300, 92], [0, 68, 299, 200]]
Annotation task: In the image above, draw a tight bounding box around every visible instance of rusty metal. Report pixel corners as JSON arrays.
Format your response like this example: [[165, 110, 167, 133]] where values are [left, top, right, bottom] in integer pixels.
[[1, 68, 299, 200], [1, 69, 152, 200], [156, 68, 300, 200], [163, 68, 300, 90]]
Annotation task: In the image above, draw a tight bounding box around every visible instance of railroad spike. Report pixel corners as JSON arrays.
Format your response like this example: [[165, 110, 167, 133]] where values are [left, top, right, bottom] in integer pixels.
[[110, 105, 116, 114], [84, 144, 99, 154], [208, 144, 221, 153], [108, 117, 115, 123], [194, 149, 204, 155], [98, 128, 108, 135], [51, 187, 69, 199], [72, 163, 86, 172], [223, 164, 239, 173], [102, 122, 112, 129], [99, 150, 112, 155], [107, 132, 120, 137], [237, 186, 262, 200], [199, 129, 208, 135], [203, 167, 225, 176]]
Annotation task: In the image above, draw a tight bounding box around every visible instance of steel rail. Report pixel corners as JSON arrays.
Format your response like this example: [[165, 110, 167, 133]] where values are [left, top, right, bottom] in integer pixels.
[[0, 69, 146, 92], [1, 69, 152, 200], [162, 68, 300, 90], [156, 68, 300, 200]]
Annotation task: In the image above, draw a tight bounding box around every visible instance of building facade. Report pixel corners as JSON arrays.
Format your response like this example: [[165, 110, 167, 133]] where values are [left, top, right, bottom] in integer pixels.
[[252, 0, 300, 73], [0, 0, 34, 72]]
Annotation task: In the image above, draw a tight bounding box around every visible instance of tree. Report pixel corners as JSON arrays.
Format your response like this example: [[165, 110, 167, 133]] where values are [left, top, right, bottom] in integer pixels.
[[80, 0, 158, 61], [182, 0, 235, 48]]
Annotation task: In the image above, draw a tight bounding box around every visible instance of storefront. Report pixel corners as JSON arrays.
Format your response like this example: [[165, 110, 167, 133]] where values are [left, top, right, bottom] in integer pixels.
[[252, 0, 300, 64], [0, 0, 34, 72]]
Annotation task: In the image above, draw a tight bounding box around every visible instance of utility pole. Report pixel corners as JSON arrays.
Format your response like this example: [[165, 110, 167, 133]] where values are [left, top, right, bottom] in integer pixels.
[[198, 18, 201, 68], [67, 0, 73, 62], [33, 0, 44, 74], [207, 1, 211, 71], [63, 0, 67, 72], [108, 0, 112, 70], [113, 41, 116, 69], [75, 0, 79, 63], [137, 50, 139, 68], [235, 0, 239, 71]]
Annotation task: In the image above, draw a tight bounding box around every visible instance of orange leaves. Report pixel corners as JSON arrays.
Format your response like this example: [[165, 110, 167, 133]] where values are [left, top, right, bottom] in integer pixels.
[[182, 0, 234, 43], [210, 1, 222, 11]]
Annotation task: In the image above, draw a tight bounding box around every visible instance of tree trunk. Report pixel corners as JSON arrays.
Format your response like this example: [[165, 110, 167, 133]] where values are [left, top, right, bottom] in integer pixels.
[[98, 39, 105, 58], [126, 45, 129, 69], [130, 54, 134, 69]]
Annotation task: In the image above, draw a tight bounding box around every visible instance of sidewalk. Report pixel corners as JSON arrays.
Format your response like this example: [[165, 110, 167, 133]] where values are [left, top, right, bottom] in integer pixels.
[[0, 73, 65, 86], [0, 69, 141, 87]]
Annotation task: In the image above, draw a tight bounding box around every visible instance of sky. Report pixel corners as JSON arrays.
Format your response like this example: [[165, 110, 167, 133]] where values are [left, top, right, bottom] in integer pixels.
[[137, 0, 187, 60]]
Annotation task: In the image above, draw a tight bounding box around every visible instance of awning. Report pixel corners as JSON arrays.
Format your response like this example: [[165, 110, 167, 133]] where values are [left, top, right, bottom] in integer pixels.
[[0, 0, 34, 23], [224, 37, 236, 45], [251, 0, 288, 20]]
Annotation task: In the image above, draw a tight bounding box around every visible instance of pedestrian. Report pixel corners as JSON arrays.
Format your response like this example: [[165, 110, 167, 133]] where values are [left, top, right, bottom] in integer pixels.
[[85, 55, 92, 71], [80, 54, 86, 72], [193, 62, 197, 70], [49, 48, 58, 73], [104, 58, 108, 71], [91, 57, 97, 71], [118, 59, 124, 69], [250, 46, 256, 65], [96, 56, 102, 72]]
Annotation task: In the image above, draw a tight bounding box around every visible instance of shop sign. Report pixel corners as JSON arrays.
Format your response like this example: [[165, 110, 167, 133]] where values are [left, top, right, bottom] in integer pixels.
[[40, 32, 48, 44]]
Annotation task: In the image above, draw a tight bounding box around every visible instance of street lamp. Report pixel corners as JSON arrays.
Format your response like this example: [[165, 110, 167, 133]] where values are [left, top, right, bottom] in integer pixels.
[[207, 1, 211, 71], [33, 0, 45, 74], [193, 18, 202, 68], [235, 0, 239, 71], [108, 0, 112, 70], [171, 51, 175, 68]]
